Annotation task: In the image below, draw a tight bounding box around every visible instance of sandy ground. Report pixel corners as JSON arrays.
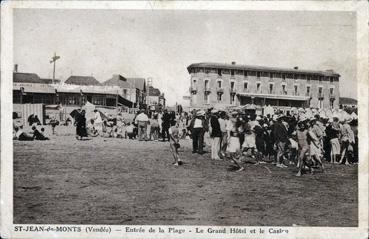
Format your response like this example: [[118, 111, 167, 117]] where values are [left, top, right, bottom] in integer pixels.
[[14, 129, 358, 226]]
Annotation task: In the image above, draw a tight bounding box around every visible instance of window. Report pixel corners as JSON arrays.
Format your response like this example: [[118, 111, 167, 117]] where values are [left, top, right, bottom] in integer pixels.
[[217, 94, 222, 102], [231, 70, 234, 76], [318, 87, 322, 93], [230, 81, 235, 90], [306, 86, 310, 94], [330, 88, 334, 95], [230, 94, 235, 104], [217, 81, 222, 88], [319, 76, 322, 82], [193, 79, 197, 84], [123, 89, 127, 96], [330, 77, 334, 83], [307, 76, 311, 83], [294, 85, 298, 95], [217, 69, 222, 76], [282, 85, 286, 95], [257, 72, 261, 78], [205, 68, 210, 74], [257, 83, 261, 91], [269, 84, 273, 94], [204, 80, 209, 89], [244, 82, 248, 90], [244, 71, 248, 77], [282, 74, 286, 81], [270, 73, 273, 79]]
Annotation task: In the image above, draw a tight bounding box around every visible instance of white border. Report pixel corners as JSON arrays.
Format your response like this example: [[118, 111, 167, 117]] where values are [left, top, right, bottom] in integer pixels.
[[1, 1, 368, 239]]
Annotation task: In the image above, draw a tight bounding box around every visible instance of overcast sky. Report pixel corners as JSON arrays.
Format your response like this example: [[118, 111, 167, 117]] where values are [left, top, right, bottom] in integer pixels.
[[14, 9, 357, 105]]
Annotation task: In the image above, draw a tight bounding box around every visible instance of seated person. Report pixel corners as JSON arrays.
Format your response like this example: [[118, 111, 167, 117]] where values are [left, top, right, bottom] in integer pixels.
[[32, 126, 49, 140], [125, 122, 136, 139], [14, 126, 34, 141]]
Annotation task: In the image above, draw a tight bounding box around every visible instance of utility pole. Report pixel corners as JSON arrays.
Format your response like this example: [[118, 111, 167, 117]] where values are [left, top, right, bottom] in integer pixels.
[[50, 52, 60, 84]]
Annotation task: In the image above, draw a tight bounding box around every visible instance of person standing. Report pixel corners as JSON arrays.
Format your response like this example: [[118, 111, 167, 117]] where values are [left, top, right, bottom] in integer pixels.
[[189, 110, 206, 154], [226, 111, 244, 171], [161, 109, 171, 142], [326, 117, 341, 164], [135, 109, 149, 141], [75, 110, 88, 140], [209, 109, 222, 160], [273, 116, 289, 168], [296, 121, 310, 176], [169, 120, 182, 166], [218, 111, 228, 158], [93, 109, 103, 134], [339, 118, 355, 165]]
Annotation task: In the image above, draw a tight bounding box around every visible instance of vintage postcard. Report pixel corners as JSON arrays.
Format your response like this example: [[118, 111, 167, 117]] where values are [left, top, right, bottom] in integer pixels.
[[1, 1, 368, 238]]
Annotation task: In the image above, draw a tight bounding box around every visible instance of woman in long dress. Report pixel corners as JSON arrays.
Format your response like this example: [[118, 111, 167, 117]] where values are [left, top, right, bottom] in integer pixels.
[[75, 110, 88, 140], [226, 112, 244, 171]]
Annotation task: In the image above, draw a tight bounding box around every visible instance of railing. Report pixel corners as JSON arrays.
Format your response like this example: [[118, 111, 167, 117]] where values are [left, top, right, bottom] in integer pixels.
[[318, 93, 324, 99], [230, 88, 237, 94], [204, 87, 211, 94], [216, 87, 224, 94], [329, 93, 335, 99], [189, 86, 197, 94]]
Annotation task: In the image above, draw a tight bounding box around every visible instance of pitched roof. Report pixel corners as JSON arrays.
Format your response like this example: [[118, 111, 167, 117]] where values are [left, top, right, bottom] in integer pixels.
[[13, 72, 46, 84], [187, 62, 340, 77], [102, 74, 131, 88], [148, 86, 161, 96], [126, 78, 146, 91], [40, 78, 60, 84], [65, 76, 101, 86]]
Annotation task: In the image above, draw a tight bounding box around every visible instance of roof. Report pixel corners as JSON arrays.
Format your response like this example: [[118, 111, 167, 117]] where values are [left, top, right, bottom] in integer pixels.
[[102, 75, 131, 88], [65, 76, 101, 86], [187, 62, 340, 77], [40, 78, 60, 84], [13, 72, 45, 84], [340, 97, 357, 105], [148, 86, 161, 96], [126, 78, 146, 91]]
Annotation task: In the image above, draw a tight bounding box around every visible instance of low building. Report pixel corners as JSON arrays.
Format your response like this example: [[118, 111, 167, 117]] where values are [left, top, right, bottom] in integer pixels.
[[13, 72, 133, 108], [187, 62, 340, 110], [146, 86, 166, 111]]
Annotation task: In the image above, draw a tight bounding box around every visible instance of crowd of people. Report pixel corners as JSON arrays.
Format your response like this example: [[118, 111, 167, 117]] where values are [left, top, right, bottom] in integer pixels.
[[187, 107, 358, 176], [13, 105, 358, 176]]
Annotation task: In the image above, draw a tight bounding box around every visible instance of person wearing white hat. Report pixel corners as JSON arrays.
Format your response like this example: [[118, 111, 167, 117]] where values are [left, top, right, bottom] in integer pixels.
[[339, 118, 355, 165]]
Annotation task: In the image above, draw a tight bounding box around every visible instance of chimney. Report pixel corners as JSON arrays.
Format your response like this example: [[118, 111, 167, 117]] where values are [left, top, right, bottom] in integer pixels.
[[231, 61, 236, 65], [14, 64, 18, 72], [294, 66, 298, 70]]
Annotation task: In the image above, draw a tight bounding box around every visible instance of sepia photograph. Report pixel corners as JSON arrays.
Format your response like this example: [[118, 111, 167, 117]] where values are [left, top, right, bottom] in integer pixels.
[[2, 2, 368, 238]]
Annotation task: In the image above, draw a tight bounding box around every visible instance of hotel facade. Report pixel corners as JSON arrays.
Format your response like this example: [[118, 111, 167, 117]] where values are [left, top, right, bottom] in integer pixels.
[[187, 62, 340, 110]]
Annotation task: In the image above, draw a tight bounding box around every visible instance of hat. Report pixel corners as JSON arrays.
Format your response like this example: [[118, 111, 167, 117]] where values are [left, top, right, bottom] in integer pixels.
[[255, 115, 261, 121], [197, 110, 205, 116], [231, 111, 238, 116], [211, 109, 218, 114], [263, 123, 268, 128]]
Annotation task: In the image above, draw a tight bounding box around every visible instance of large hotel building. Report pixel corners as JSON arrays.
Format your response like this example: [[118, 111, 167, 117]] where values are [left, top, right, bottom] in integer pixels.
[[187, 62, 340, 110]]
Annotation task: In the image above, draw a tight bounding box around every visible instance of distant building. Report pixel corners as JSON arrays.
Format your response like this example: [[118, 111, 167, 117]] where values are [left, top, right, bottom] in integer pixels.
[[147, 86, 166, 109], [102, 75, 147, 108], [187, 62, 340, 110], [65, 75, 101, 86]]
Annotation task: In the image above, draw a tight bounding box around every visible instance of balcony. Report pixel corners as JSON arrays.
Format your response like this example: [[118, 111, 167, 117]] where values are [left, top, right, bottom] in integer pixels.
[[216, 87, 224, 94], [189, 86, 197, 94], [318, 93, 324, 100], [204, 87, 211, 94], [230, 88, 237, 95], [292, 92, 300, 96], [329, 93, 336, 99]]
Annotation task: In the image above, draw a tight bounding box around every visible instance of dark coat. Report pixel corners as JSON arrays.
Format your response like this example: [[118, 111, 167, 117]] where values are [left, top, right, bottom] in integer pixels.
[[210, 116, 222, 138]]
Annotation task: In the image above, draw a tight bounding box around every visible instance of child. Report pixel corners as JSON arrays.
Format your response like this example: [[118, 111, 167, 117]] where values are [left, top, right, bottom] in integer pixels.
[[169, 120, 182, 166]]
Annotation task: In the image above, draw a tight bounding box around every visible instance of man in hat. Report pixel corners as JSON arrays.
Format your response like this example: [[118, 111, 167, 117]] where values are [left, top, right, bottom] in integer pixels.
[[189, 110, 207, 154], [339, 118, 355, 165], [209, 109, 222, 160]]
